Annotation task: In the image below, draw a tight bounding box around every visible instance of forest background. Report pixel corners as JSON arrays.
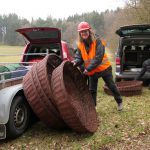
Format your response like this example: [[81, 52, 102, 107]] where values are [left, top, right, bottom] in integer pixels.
[[0, 0, 150, 53]]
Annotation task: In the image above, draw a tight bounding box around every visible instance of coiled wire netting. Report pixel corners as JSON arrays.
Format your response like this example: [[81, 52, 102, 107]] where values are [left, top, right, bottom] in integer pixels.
[[103, 80, 143, 96], [23, 55, 98, 133]]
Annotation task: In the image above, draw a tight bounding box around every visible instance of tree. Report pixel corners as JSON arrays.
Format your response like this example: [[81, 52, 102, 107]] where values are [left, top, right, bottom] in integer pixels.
[[126, 0, 150, 23], [2, 14, 21, 45]]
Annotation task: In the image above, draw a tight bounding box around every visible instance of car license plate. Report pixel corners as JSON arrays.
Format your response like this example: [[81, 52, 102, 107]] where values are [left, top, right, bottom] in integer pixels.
[[0, 124, 6, 140]]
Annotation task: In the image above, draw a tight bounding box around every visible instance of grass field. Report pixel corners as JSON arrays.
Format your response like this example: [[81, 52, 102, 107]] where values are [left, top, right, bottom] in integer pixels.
[[0, 45, 150, 150], [0, 45, 23, 62]]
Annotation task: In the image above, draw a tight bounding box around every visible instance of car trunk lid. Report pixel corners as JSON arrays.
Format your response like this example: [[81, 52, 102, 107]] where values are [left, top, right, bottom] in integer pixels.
[[16, 27, 61, 44], [116, 24, 150, 37]]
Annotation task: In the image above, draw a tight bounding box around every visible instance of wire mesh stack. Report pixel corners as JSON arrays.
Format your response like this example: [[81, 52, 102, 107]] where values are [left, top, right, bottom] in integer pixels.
[[103, 80, 143, 96], [23, 54, 66, 129], [23, 54, 98, 133]]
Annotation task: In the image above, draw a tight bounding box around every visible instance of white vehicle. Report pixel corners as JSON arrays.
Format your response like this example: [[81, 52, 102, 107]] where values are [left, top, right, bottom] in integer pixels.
[[0, 27, 74, 140], [0, 62, 33, 139]]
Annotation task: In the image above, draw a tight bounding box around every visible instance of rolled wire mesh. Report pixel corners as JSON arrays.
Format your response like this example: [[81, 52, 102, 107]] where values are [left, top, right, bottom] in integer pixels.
[[51, 61, 98, 133]]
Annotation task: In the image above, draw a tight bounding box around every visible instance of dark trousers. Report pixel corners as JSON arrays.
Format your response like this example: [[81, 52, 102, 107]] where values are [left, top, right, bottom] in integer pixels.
[[89, 66, 122, 106]]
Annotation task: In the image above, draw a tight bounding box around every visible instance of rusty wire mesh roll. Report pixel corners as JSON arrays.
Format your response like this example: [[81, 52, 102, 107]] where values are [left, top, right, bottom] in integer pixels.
[[31, 64, 66, 126], [23, 55, 66, 128], [103, 80, 143, 96], [51, 61, 98, 133], [23, 72, 56, 127], [36, 54, 62, 102], [35, 54, 64, 120]]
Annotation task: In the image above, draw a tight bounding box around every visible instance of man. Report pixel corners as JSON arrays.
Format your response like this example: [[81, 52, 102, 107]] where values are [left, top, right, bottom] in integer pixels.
[[136, 59, 150, 89], [73, 21, 123, 111]]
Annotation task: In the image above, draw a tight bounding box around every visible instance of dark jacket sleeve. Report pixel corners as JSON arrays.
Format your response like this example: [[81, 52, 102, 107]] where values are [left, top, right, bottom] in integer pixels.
[[143, 59, 150, 72], [135, 59, 149, 80], [86, 38, 105, 72], [74, 48, 84, 66], [135, 68, 146, 80]]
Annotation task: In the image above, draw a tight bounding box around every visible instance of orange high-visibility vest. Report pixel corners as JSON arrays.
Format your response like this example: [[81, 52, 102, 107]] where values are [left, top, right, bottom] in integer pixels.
[[78, 39, 111, 75]]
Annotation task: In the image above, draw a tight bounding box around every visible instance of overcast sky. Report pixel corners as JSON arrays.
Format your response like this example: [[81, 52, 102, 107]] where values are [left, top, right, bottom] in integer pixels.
[[0, 0, 125, 21]]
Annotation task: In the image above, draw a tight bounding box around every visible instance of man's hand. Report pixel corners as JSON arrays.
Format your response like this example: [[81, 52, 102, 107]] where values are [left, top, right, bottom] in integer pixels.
[[71, 60, 78, 67], [83, 69, 88, 75]]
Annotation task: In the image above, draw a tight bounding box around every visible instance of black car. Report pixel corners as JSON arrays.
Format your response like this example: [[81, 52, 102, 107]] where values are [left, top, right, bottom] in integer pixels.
[[115, 24, 150, 82]]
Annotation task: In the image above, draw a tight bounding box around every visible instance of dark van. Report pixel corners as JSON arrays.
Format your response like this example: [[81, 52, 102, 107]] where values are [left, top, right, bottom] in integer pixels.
[[115, 24, 150, 82]]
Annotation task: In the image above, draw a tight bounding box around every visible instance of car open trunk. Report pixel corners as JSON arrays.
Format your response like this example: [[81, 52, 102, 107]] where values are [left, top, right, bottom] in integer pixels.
[[16, 27, 62, 63], [23, 43, 61, 62], [121, 38, 150, 72]]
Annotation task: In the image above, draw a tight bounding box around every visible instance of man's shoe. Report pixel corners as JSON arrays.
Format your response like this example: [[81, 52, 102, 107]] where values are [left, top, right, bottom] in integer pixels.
[[118, 103, 123, 111]]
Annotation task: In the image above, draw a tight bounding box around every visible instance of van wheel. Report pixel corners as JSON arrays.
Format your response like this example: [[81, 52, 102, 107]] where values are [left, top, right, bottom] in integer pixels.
[[6, 96, 30, 139]]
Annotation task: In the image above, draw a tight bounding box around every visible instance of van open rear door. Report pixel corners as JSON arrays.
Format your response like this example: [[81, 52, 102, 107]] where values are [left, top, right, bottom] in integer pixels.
[[116, 24, 150, 37]]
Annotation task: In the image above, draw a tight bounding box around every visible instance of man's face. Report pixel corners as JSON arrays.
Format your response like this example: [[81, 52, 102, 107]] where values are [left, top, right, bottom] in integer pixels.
[[80, 30, 90, 40]]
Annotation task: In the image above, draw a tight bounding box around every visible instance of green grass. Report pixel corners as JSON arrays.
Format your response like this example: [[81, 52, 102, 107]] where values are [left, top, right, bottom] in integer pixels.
[[0, 46, 150, 150], [0, 45, 23, 62]]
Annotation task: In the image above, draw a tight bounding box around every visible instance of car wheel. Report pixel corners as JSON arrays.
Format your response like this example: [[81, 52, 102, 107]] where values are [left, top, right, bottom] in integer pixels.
[[6, 95, 30, 139]]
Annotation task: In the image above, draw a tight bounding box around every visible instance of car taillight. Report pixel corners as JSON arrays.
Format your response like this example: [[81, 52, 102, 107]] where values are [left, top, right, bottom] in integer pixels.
[[116, 57, 120, 65]]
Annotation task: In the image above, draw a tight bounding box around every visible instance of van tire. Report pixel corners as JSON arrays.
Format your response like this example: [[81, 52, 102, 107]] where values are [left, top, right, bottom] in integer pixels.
[[6, 96, 30, 139]]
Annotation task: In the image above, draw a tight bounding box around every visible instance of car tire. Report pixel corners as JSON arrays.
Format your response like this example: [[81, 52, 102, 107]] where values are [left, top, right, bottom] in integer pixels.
[[6, 95, 30, 139]]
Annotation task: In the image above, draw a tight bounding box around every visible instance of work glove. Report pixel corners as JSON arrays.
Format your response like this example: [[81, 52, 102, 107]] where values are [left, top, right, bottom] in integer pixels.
[[71, 60, 78, 67], [83, 69, 88, 75]]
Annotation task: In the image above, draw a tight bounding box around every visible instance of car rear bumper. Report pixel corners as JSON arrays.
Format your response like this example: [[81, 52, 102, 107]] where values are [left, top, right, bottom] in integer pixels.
[[116, 72, 150, 80]]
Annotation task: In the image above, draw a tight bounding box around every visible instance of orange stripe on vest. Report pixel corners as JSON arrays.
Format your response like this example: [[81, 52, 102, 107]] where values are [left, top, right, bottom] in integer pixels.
[[78, 39, 111, 75]]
